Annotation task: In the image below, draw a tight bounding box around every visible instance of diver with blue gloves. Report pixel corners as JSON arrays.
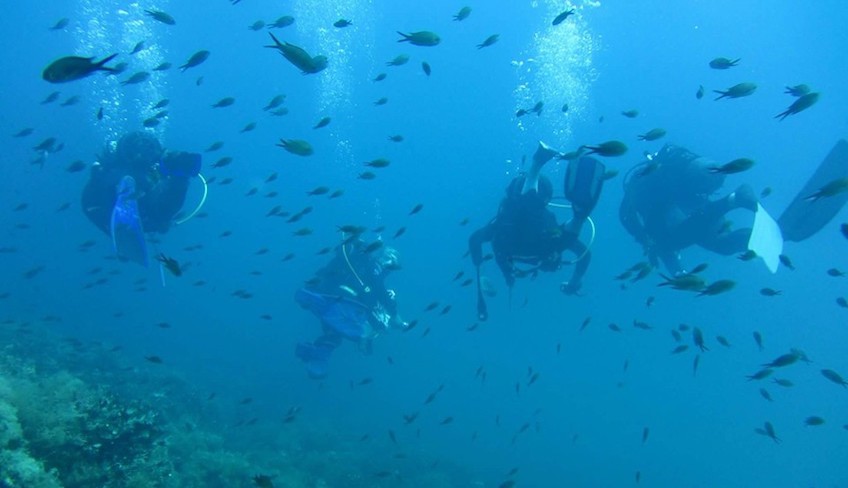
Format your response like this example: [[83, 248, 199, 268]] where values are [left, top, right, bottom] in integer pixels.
[[294, 238, 408, 379], [81, 131, 203, 266], [469, 141, 606, 320]]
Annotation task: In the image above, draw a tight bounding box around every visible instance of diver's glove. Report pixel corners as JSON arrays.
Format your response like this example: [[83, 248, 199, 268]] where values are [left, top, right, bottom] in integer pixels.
[[160, 151, 201, 178]]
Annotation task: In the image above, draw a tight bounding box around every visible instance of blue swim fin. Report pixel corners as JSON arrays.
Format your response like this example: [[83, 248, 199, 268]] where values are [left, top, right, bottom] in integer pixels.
[[111, 176, 148, 266], [778, 139, 848, 242]]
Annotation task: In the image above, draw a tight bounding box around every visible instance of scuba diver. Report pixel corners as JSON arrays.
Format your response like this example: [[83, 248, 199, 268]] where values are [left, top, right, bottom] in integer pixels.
[[81, 131, 204, 267], [294, 237, 408, 379], [619, 144, 760, 276], [469, 141, 606, 321]]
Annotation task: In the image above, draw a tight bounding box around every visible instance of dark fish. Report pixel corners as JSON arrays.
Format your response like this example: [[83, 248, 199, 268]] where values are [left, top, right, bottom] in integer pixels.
[[43, 54, 119, 83], [709, 57, 740, 69], [388, 134, 404, 142], [334, 19, 352, 28], [621, 109, 639, 118], [248, 20, 266, 31], [240, 122, 257, 133], [821, 369, 848, 387], [386, 54, 409, 66], [277, 139, 313, 156], [266, 33, 327, 74], [805, 416, 825, 426], [713, 82, 757, 100], [776, 92, 820, 120], [422, 61, 431, 76], [121, 71, 150, 85], [552, 9, 575, 25], [779, 254, 795, 270], [398, 31, 440, 46], [212, 97, 235, 108], [409, 203, 423, 215], [753, 331, 764, 351], [374, 97, 388, 106], [582, 140, 627, 157], [13, 127, 34, 137], [263, 94, 286, 111], [373, 73, 387, 81], [180, 50, 210, 71], [364, 158, 390, 168], [709, 158, 755, 174], [759, 388, 773, 402], [269, 16, 295, 29], [760, 287, 782, 297], [145, 355, 163, 364], [477, 34, 500, 49], [49, 18, 69, 30], [453, 6, 472, 21], [156, 254, 182, 276], [784, 84, 810, 97], [153, 62, 172, 71], [313, 116, 331, 129], [641, 427, 650, 444], [746, 368, 774, 381], [696, 279, 735, 296], [253, 474, 274, 488], [716, 336, 731, 348], [696, 85, 704, 99], [638, 128, 666, 141], [145, 9, 176, 25]]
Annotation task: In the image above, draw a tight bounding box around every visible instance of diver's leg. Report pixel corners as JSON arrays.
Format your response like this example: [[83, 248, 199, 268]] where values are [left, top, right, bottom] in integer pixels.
[[697, 228, 750, 256], [522, 140, 558, 194]]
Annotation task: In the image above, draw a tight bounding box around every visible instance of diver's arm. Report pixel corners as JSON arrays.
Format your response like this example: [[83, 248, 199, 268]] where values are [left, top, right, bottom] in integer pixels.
[[469, 224, 494, 266], [561, 240, 590, 295]]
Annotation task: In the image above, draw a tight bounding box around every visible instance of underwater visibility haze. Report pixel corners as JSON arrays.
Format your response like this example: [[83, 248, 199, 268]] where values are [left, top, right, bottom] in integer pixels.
[[1, 0, 847, 486]]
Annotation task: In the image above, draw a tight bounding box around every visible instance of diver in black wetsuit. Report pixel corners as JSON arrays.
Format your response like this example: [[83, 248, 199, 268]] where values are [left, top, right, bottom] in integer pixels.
[[619, 144, 758, 276], [81, 131, 201, 236], [469, 141, 606, 320]]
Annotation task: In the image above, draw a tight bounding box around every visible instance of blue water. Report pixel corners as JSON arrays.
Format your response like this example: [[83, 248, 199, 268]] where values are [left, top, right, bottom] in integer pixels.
[[1, 1, 847, 486]]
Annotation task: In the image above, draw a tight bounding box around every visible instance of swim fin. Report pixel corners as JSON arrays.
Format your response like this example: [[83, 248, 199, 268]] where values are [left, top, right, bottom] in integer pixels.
[[111, 176, 148, 266], [748, 203, 783, 273], [778, 139, 848, 242]]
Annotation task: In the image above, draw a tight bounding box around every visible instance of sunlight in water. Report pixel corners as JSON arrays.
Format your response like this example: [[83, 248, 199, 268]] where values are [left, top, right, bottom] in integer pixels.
[[75, 0, 168, 147], [513, 0, 600, 147]]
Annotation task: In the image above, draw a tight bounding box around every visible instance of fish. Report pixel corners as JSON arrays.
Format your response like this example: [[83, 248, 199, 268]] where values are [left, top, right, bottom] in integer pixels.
[[708, 158, 754, 174], [658, 273, 705, 292], [805, 416, 825, 426], [145, 9, 176, 25], [806, 177, 848, 203], [762, 352, 799, 368], [49, 18, 69, 30], [713, 82, 757, 100], [773, 378, 793, 387], [552, 9, 575, 25], [334, 19, 352, 28], [13, 127, 34, 137], [145, 355, 163, 364], [253, 474, 274, 488], [821, 369, 848, 387], [241, 122, 257, 133], [709, 57, 740, 69], [43, 54, 119, 83], [696, 85, 704, 99], [60, 95, 80, 107], [758, 421, 780, 443], [358, 171, 376, 180], [759, 388, 773, 402], [269, 16, 295, 28], [263, 94, 286, 111], [393, 227, 406, 238], [277, 139, 313, 156], [121, 71, 150, 85], [155, 254, 182, 277], [737, 250, 757, 261], [637, 128, 666, 141], [422, 61, 431, 76], [775, 92, 819, 120], [265, 34, 327, 74], [307, 186, 329, 196], [621, 109, 639, 118], [671, 344, 688, 354], [582, 140, 628, 157], [696, 279, 735, 297], [363, 158, 390, 168], [692, 327, 708, 352], [633, 320, 653, 330], [153, 62, 172, 71], [760, 288, 782, 297], [248, 20, 266, 31], [642, 427, 649, 444], [388, 134, 404, 142], [716, 336, 731, 348], [753, 331, 764, 351], [453, 6, 472, 21], [180, 50, 210, 71], [397, 31, 441, 46], [373, 73, 387, 81], [746, 368, 774, 381], [212, 97, 235, 108], [779, 254, 795, 270], [212, 157, 233, 168], [477, 34, 500, 49], [409, 203, 423, 215], [130, 41, 145, 55], [784, 84, 810, 97], [386, 54, 409, 66], [313, 116, 331, 129]]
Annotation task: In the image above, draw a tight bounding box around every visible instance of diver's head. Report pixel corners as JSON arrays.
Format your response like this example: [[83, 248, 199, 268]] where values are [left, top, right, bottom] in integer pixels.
[[116, 131, 163, 173], [377, 247, 401, 273]]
